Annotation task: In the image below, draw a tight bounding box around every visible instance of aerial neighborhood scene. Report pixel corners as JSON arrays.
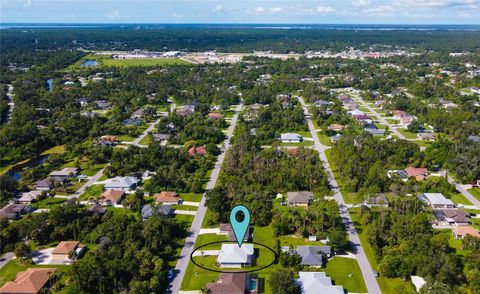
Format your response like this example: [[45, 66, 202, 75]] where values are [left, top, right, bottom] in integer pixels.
[[1, 1, 480, 294]]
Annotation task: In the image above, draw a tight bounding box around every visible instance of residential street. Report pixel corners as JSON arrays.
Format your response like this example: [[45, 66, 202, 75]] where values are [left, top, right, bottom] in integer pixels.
[[353, 94, 407, 140], [56, 167, 107, 199], [0, 252, 14, 269], [440, 171, 480, 210], [298, 96, 382, 294], [132, 118, 160, 146], [169, 103, 243, 294]]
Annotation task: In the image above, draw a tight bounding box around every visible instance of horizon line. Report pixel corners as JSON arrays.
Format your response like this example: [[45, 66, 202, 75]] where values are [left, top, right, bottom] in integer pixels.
[[1, 22, 480, 26]]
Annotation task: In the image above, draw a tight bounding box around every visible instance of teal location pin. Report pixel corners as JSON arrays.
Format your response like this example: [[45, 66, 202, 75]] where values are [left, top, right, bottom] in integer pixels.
[[229, 205, 250, 247]]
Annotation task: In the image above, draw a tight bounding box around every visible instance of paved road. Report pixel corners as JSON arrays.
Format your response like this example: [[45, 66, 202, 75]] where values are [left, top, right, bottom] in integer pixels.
[[298, 96, 382, 294], [169, 103, 243, 294], [439, 171, 480, 210], [132, 118, 160, 146], [353, 95, 406, 140], [0, 252, 14, 269], [54, 167, 107, 200], [5, 84, 14, 124]]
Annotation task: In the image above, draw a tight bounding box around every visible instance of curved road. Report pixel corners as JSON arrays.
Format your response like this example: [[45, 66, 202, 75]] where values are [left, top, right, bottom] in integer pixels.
[[298, 96, 382, 294], [168, 103, 243, 294]]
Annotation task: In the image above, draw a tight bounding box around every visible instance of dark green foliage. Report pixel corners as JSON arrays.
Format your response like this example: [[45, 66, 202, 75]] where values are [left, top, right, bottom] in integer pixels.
[[268, 269, 302, 294]]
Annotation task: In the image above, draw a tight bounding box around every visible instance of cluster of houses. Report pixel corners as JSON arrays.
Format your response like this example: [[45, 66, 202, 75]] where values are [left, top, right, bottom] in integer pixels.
[[0, 168, 80, 221], [388, 166, 430, 181], [419, 192, 480, 239], [0, 241, 84, 293]]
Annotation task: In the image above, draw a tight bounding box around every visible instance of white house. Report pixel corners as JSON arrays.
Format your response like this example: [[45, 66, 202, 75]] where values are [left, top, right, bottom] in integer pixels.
[[217, 244, 254, 268], [280, 133, 303, 143], [297, 272, 344, 294], [418, 193, 456, 209], [104, 176, 139, 190]]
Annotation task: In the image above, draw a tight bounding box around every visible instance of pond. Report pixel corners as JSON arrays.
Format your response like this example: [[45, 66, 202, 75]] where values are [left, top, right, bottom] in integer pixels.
[[81, 60, 99, 67], [46, 79, 53, 92], [7, 155, 49, 181]]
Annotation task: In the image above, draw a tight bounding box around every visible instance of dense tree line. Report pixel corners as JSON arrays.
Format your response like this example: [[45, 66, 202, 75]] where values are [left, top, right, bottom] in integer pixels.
[[361, 198, 480, 292]]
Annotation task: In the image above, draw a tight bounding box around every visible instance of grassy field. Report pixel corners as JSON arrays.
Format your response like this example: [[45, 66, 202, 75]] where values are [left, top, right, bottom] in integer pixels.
[[78, 184, 104, 201], [324, 257, 367, 293], [33, 197, 67, 209], [468, 188, 480, 201], [40, 145, 66, 155], [451, 193, 473, 206], [67, 54, 191, 70]]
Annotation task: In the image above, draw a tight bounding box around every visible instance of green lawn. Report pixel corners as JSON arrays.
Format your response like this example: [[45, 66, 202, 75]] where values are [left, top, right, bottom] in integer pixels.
[[102, 57, 191, 67], [324, 257, 367, 293], [54, 179, 87, 195], [139, 134, 152, 146], [172, 204, 198, 211], [40, 145, 66, 155], [451, 193, 473, 206], [397, 129, 418, 140], [316, 131, 333, 146], [119, 135, 136, 142], [343, 193, 363, 205], [174, 214, 195, 226], [78, 184, 104, 201], [179, 193, 203, 202], [297, 130, 312, 138], [468, 188, 480, 201], [33, 197, 67, 209], [181, 256, 220, 290]]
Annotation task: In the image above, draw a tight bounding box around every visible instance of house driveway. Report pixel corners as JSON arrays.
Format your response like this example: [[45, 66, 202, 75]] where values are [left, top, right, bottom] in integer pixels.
[[182, 201, 200, 207], [192, 250, 220, 257], [174, 210, 197, 216], [31, 248, 73, 265], [198, 228, 220, 234]]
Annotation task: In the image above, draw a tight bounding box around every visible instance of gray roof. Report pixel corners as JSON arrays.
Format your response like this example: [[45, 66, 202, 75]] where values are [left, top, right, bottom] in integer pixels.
[[280, 133, 302, 141], [419, 193, 455, 206], [469, 135, 480, 143], [364, 128, 385, 136], [364, 194, 389, 205], [287, 191, 314, 204], [104, 176, 139, 189], [297, 272, 344, 294], [141, 204, 172, 220], [296, 246, 331, 266]]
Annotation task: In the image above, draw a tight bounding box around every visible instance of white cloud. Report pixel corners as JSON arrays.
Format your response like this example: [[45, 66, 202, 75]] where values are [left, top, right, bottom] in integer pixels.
[[401, 0, 479, 8], [362, 5, 394, 16], [255, 6, 266, 13], [24, 0, 32, 8], [105, 9, 130, 20], [352, 0, 371, 7], [270, 7, 283, 13], [213, 5, 224, 12], [316, 6, 336, 14]]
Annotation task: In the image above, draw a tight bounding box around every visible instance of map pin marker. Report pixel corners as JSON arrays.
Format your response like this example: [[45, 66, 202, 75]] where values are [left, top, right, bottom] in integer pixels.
[[229, 204, 250, 247]]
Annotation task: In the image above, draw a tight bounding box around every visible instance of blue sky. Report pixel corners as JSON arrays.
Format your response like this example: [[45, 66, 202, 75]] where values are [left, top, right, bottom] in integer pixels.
[[1, 0, 479, 24]]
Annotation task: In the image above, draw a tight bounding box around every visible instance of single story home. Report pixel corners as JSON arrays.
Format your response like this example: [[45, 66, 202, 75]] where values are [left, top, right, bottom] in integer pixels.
[[152, 133, 170, 143], [208, 112, 224, 119], [217, 244, 254, 268], [280, 133, 303, 143], [206, 273, 249, 294], [327, 124, 344, 132], [49, 167, 78, 182], [296, 246, 332, 267], [94, 100, 111, 109], [0, 203, 32, 220], [453, 226, 480, 239], [88, 204, 106, 215], [0, 268, 57, 294], [297, 272, 344, 294], [35, 178, 53, 191], [153, 191, 181, 205], [141, 204, 172, 221], [364, 125, 385, 137], [101, 189, 126, 205], [347, 109, 365, 116], [314, 100, 333, 107], [176, 105, 195, 116], [17, 190, 42, 203], [468, 135, 480, 143], [287, 191, 314, 207], [51, 241, 84, 261], [387, 169, 409, 180], [131, 108, 146, 119], [404, 167, 429, 180], [362, 194, 389, 208], [418, 133, 435, 141], [188, 146, 207, 156], [122, 118, 142, 126], [419, 193, 456, 209], [433, 209, 470, 226], [353, 114, 373, 124], [104, 176, 139, 190], [219, 223, 252, 242]]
